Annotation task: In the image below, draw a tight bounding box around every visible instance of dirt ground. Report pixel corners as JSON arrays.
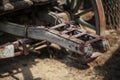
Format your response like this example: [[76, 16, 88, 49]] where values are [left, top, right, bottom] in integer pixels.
[[0, 30, 120, 80]]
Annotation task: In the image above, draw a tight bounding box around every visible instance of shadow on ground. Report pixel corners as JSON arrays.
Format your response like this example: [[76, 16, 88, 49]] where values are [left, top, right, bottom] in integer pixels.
[[94, 47, 120, 80], [0, 54, 42, 80], [0, 46, 89, 80], [38, 46, 90, 69]]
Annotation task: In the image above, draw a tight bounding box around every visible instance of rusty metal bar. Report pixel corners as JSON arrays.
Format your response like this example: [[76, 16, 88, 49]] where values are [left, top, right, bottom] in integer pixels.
[[0, 39, 31, 59]]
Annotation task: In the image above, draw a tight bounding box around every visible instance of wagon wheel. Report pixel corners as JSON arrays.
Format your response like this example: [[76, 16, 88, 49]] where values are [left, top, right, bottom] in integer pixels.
[[56, 0, 106, 64], [63, 0, 106, 35]]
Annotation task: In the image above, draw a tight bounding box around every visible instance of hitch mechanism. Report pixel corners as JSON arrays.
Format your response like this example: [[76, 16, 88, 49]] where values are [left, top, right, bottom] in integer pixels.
[[0, 21, 109, 59]]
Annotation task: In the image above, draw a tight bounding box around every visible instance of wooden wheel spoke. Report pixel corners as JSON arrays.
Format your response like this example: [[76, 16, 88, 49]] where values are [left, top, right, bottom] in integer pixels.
[[75, 8, 93, 17], [73, 0, 83, 13], [70, 0, 76, 10], [77, 18, 96, 30], [66, 0, 71, 9]]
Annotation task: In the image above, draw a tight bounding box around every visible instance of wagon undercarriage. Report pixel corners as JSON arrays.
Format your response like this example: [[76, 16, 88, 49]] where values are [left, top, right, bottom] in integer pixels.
[[0, 0, 110, 64]]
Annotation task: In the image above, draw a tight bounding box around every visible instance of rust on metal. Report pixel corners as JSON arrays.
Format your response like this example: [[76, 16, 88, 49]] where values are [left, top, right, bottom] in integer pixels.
[[0, 39, 31, 59]]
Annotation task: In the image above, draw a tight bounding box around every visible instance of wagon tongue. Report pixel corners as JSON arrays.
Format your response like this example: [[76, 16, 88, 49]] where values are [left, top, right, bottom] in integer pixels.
[[0, 22, 109, 58]]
